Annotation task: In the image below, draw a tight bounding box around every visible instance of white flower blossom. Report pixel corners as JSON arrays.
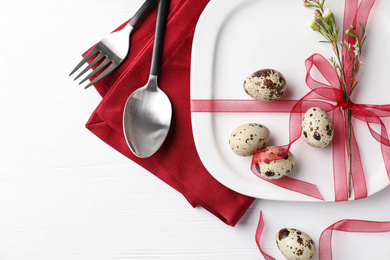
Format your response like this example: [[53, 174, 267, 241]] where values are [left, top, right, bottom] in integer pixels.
[[341, 41, 351, 50], [353, 42, 360, 57]]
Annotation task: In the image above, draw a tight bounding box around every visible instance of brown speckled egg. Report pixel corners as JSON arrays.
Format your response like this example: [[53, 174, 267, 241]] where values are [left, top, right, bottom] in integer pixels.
[[255, 147, 295, 179], [276, 228, 316, 260], [229, 123, 270, 156], [243, 69, 286, 101], [302, 107, 334, 148]]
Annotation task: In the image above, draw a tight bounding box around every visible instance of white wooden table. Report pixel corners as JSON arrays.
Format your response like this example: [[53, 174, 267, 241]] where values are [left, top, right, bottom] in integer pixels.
[[1, 0, 390, 259]]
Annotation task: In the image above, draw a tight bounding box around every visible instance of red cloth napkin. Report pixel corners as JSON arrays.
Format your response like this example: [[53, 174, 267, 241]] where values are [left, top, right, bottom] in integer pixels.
[[84, 0, 255, 226]]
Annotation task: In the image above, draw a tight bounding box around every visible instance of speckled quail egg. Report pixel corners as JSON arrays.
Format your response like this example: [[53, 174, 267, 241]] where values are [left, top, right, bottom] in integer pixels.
[[302, 107, 334, 148], [255, 147, 295, 179], [276, 228, 316, 260], [243, 69, 286, 101], [229, 123, 270, 156]]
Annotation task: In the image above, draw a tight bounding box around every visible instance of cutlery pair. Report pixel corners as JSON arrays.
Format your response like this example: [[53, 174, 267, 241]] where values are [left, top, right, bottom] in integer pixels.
[[70, 0, 172, 159]]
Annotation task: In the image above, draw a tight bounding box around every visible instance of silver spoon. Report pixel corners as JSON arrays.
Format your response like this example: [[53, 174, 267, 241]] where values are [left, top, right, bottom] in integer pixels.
[[123, 0, 172, 158]]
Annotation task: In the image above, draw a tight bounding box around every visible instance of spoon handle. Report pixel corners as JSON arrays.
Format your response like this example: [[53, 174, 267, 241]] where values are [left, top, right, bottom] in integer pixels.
[[129, 0, 158, 28], [150, 0, 170, 76]]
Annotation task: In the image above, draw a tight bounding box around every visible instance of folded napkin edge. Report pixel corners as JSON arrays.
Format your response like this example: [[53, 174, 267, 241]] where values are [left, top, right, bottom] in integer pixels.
[[85, 112, 255, 226]]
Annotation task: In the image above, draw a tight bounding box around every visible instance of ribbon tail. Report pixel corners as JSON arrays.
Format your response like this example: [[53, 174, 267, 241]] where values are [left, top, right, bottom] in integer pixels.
[[266, 177, 324, 201], [375, 113, 390, 181], [332, 108, 348, 201], [381, 142, 390, 181], [352, 105, 390, 182], [319, 218, 390, 260], [255, 212, 275, 260], [355, 0, 376, 39], [343, 0, 358, 43], [349, 124, 367, 200], [319, 223, 335, 260]]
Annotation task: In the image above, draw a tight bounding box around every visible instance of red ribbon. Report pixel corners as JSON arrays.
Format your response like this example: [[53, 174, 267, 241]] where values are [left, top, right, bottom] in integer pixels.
[[255, 212, 275, 260], [319, 218, 390, 259], [255, 211, 390, 260], [191, 0, 389, 201]]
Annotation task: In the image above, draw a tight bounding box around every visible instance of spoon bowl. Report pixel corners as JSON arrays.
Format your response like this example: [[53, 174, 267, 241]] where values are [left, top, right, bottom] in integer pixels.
[[123, 75, 172, 158]]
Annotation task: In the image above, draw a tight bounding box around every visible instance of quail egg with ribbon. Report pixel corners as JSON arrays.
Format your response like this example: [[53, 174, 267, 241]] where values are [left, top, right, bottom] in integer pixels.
[[255, 146, 295, 180]]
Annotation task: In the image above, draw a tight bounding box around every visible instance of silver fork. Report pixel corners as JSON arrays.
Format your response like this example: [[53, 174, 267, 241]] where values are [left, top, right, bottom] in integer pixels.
[[69, 0, 157, 89]]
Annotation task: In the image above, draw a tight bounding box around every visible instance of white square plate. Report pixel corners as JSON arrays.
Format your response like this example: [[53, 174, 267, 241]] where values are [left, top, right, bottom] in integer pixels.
[[190, 0, 390, 201]]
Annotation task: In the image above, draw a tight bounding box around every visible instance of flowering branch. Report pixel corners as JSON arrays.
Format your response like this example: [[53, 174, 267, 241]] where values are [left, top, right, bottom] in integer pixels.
[[304, 0, 367, 198]]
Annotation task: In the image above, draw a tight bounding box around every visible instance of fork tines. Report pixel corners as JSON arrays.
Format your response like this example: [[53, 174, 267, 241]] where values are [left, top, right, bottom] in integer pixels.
[[69, 45, 116, 89]]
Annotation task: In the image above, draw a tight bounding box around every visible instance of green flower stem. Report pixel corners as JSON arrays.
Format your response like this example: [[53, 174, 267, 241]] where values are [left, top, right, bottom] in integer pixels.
[[306, 0, 368, 198], [347, 108, 353, 198]]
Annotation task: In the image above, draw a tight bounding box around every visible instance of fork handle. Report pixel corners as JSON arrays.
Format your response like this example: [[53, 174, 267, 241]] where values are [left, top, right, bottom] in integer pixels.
[[129, 0, 158, 28], [150, 0, 170, 76]]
